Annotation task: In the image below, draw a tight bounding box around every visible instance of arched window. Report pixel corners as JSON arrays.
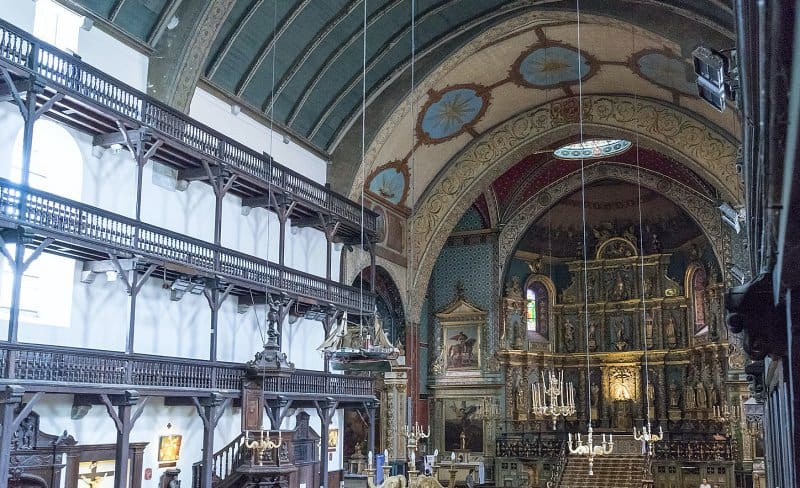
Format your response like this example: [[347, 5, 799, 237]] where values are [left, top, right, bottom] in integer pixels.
[[0, 120, 83, 328], [526, 288, 537, 331], [525, 280, 550, 339]]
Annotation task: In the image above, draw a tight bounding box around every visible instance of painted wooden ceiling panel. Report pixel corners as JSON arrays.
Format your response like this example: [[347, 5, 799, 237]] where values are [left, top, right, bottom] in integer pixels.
[[56, 0, 735, 154], [238, 0, 349, 108], [114, 0, 169, 40]]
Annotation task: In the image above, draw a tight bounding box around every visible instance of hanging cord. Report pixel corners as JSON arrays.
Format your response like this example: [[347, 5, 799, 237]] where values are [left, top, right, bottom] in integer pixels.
[[408, 0, 416, 340], [264, 0, 278, 340], [359, 0, 367, 336], [632, 23, 653, 436], [575, 0, 592, 429]]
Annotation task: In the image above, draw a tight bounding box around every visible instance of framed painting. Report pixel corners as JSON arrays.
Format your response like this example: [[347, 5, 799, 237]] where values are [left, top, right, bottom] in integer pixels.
[[442, 398, 484, 452], [443, 324, 480, 370]]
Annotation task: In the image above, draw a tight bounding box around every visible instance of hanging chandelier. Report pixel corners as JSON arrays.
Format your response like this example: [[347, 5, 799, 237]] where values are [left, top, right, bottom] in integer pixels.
[[566, 0, 613, 472], [531, 369, 576, 429], [633, 423, 663, 454]]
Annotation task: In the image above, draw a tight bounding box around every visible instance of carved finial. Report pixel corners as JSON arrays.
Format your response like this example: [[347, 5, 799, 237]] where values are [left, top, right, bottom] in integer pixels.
[[455, 281, 466, 299]]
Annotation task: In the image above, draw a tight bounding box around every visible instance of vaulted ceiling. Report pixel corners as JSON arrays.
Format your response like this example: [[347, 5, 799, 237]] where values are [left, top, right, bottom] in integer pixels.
[[60, 0, 734, 160]]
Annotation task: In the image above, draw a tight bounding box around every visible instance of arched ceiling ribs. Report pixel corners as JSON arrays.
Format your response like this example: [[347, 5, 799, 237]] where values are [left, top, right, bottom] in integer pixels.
[[109, 0, 127, 23], [234, 0, 312, 97], [261, 0, 374, 114], [285, 0, 427, 128], [319, 1, 536, 149], [205, 0, 265, 79]]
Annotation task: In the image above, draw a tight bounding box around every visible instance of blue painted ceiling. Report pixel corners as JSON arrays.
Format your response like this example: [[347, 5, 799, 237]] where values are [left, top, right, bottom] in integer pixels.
[[59, 0, 734, 154]]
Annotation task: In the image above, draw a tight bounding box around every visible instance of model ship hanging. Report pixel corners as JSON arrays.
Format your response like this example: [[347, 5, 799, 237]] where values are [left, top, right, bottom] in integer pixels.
[[318, 312, 399, 372]]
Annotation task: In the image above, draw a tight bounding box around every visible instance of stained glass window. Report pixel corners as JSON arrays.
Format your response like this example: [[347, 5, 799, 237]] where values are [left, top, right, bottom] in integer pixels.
[[526, 288, 537, 331], [554, 139, 632, 159]]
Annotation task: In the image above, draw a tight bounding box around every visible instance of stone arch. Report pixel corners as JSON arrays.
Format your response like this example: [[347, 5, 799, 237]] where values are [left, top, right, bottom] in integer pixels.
[[408, 95, 739, 322], [497, 162, 728, 282]]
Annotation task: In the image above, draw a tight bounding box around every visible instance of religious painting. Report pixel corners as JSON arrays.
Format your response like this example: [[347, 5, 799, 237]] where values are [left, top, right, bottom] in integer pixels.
[[78, 460, 115, 487], [328, 427, 338, 451], [158, 434, 182, 467], [442, 399, 484, 453], [366, 161, 409, 207], [443, 324, 480, 370]]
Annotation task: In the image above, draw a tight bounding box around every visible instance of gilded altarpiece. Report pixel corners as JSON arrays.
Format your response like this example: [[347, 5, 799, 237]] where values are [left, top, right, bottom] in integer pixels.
[[498, 235, 733, 435]]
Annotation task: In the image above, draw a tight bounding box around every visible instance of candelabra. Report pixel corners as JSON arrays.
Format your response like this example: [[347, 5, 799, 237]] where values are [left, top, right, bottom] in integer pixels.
[[567, 427, 613, 475], [531, 370, 576, 429], [245, 430, 283, 465], [633, 424, 663, 456], [403, 422, 430, 460]]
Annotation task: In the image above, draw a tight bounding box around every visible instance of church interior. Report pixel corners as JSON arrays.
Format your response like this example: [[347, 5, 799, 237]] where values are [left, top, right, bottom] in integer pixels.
[[0, 1, 796, 488]]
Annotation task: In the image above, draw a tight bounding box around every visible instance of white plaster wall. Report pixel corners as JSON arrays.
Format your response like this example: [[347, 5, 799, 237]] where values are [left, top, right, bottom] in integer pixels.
[[189, 88, 327, 185], [0, 13, 354, 485]]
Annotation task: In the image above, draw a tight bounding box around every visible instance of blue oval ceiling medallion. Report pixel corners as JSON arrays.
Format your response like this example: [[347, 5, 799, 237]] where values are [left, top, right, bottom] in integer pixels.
[[366, 161, 409, 206], [513, 44, 595, 88], [554, 139, 632, 160], [633, 50, 696, 95], [418, 85, 489, 143]]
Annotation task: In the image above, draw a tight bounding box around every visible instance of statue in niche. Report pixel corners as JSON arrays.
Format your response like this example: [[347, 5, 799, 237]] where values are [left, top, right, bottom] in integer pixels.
[[613, 318, 627, 351], [610, 272, 628, 301], [668, 382, 680, 408], [514, 370, 526, 413], [563, 318, 576, 352], [587, 321, 597, 352], [665, 314, 678, 348], [650, 232, 662, 254], [695, 382, 708, 409], [709, 385, 719, 408], [684, 381, 696, 410], [645, 311, 654, 349], [591, 383, 600, 408]]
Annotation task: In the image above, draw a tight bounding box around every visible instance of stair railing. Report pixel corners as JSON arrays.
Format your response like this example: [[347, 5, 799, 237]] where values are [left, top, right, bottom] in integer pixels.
[[192, 432, 247, 488], [546, 440, 568, 488]]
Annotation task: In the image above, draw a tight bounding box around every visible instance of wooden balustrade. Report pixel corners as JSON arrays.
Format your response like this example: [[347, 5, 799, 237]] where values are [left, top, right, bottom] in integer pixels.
[[0, 177, 374, 313], [0, 343, 374, 397], [0, 18, 376, 236]]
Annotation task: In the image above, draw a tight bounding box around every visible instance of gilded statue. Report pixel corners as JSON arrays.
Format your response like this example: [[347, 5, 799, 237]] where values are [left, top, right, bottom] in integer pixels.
[[610, 272, 628, 301], [684, 382, 696, 409], [665, 315, 677, 348], [668, 382, 679, 408], [695, 382, 707, 409]]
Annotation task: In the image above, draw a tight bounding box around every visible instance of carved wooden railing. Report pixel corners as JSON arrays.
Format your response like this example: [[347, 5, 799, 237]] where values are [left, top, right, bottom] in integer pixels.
[[495, 434, 564, 458], [0, 178, 374, 313], [263, 369, 374, 397], [652, 439, 733, 461], [191, 432, 247, 488], [0, 19, 377, 236], [0, 343, 375, 397]]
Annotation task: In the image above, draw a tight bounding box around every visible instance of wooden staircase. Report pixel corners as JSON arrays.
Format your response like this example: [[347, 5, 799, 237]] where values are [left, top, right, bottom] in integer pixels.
[[558, 454, 645, 488]]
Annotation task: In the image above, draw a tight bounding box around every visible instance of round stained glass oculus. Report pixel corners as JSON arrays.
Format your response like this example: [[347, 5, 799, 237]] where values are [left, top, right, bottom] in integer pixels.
[[553, 139, 632, 160]]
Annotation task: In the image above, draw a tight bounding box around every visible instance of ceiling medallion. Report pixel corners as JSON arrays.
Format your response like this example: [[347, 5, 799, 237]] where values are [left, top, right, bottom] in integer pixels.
[[632, 49, 697, 96], [417, 84, 490, 144], [554, 139, 632, 160], [511, 42, 597, 89]]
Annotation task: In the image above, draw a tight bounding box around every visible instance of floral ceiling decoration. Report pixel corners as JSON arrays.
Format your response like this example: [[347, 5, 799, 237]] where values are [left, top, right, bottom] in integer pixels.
[[418, 84, 491, 144], [511, 42, 597, 88], [632, 49, 697, 96]]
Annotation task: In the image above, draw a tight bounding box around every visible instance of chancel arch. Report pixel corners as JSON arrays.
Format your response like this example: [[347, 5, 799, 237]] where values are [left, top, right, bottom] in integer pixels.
[[497, 162, 729, 282], [408, 95, 739, 323]]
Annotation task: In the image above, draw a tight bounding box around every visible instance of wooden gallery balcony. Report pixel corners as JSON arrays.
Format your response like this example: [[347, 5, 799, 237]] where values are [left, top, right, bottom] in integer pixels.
[[0, 18, 378, 245], [0, 177, 374, 314], [0, 342, 375, 401]]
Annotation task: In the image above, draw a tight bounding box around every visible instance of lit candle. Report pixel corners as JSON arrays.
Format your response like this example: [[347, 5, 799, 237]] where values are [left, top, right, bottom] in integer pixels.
[[568, 433, 572, 444], [602, 433, 606, 444], [368, 451, 373, 468], [411, 451, 415, 465], [451, 452, 455, 462], [433, 449, 438, 461], [609, 434, 613, 443], [384, 449, 389, 460]]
